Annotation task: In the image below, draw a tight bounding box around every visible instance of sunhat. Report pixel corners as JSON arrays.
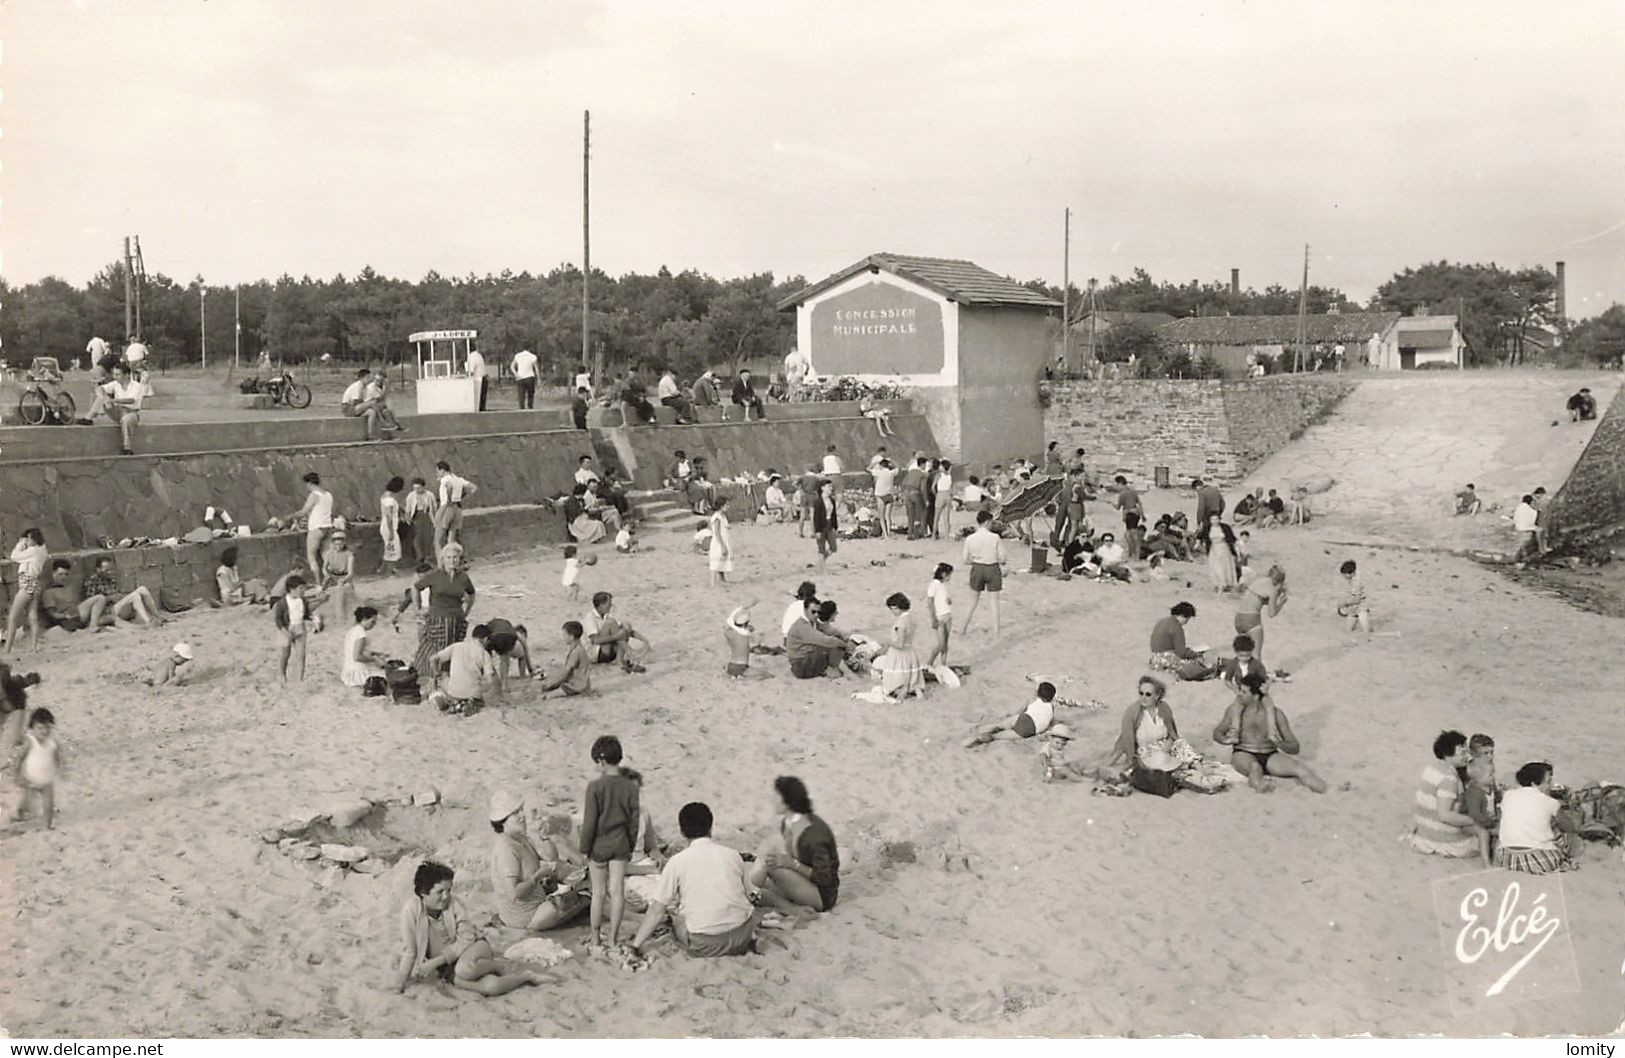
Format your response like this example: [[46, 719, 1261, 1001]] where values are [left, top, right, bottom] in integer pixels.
[[488, 790, 524, 824], [173, 642, 194, 661]]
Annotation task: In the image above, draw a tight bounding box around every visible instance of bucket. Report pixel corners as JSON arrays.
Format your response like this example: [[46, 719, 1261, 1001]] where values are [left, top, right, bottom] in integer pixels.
[[1154, 466, 1170, 488], [1030, 545, 1050, 573]]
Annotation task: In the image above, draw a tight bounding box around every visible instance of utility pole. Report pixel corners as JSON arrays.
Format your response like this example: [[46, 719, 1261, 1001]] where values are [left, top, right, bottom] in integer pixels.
[[1061, 207, 1071, 375], [235, 286, 242, 370], [133, 236, 145, 339], [1294, 243, 1309, 373], [123, 237, 134, 340], [583, 109, 595, 390], [200, 287, 207, 369]]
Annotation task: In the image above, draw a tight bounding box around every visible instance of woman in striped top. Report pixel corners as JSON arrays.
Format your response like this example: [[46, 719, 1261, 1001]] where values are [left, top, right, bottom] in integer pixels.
[[1401, 730, 1479, 858]]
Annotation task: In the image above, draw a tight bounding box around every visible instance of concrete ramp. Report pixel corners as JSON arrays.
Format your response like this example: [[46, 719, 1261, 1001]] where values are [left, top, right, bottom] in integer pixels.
[[1237, 371, 1621, 552]]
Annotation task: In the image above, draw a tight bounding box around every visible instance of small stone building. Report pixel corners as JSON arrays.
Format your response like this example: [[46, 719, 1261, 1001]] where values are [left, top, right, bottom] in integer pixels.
[[778, 253, 1059, 466], [1158, 311, 1403, 376]]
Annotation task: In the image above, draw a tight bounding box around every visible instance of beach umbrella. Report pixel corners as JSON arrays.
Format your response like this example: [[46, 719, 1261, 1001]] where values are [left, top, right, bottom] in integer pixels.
[[994, 476, 1062, 524]]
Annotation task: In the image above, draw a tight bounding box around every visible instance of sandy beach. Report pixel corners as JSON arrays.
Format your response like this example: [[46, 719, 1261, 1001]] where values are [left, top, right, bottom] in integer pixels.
[[2, 493, 1622, 1038]]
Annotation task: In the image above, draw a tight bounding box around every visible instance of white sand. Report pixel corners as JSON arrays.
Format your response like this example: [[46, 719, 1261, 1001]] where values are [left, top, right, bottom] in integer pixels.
[[2, 501, 1622, 1037]]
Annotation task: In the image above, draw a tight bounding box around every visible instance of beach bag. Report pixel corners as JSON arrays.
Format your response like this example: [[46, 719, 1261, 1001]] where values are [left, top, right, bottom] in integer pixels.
[[362, 675, 387, 698], [1561, 783, 1625, 844], [1130, 764, 1178, 798], [384, 661, 420, 704]]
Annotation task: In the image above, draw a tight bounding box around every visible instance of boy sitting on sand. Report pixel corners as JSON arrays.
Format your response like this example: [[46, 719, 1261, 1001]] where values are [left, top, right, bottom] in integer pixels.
[[536, 621, 591, 698], [144, 641, 195, 687], [964, 682, 1075, 746]]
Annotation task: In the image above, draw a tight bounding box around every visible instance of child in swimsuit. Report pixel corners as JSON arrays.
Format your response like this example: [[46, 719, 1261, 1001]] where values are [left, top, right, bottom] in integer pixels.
[[10, 708, 63, 829], [963, 682, 1074, 746], [144, 642, 194, 687], [723, 606, 770, 680]]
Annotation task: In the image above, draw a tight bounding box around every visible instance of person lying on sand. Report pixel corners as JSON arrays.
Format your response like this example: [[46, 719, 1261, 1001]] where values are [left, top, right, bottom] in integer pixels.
[[393, 861, 550, 995], [1211, 673, 1326, 793], [964, 681, 1075, 746]]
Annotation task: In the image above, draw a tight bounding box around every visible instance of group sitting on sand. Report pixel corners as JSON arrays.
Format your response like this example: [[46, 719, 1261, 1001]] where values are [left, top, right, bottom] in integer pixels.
[[392, 736, 843, 988]]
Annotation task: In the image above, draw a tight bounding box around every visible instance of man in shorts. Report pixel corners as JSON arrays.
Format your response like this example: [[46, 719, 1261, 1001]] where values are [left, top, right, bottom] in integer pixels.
[[583, 591, 648, 673], [435, 461, 477, 554], [959, 511, 1007, 637], [1211, 672, 1326, 793]]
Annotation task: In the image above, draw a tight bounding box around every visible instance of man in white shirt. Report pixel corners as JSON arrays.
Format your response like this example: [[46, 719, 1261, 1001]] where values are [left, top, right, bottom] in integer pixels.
[[574, 455, 601, 489], [628, 802, 755, 959], [340, 368, 391, 440], [511, 349, 539, 410], [466, 348, 488, 411], [822, 446, 844, 503], [870, 458, 898, 537], [85, 336, 109, 369], [435, 460, 477, 553], [101, 362, 145, 455], [1512, 494, 1540, 561], [657, 369, 697, 423], [959, 511, 1007, 636], [784, 347, 812, 401]]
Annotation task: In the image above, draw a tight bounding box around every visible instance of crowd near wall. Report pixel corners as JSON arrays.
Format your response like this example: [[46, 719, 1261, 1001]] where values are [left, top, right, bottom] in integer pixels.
[[1545, 383, 1625, 544], [1045, 375, 1358, 484]]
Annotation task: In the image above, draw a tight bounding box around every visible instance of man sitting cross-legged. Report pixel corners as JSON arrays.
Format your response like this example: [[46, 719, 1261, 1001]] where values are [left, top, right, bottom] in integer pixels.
[[1211, 672, 1326, 794]]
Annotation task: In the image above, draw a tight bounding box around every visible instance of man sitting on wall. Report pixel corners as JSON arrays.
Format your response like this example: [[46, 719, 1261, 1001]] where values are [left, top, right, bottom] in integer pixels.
[[341, 368, 401, 440], [657, 368, 698, 424], [731, 369, 765, 421]]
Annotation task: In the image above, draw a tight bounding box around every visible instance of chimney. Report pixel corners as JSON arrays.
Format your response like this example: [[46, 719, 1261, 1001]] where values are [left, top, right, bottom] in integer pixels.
[[1230, 268, 1239, 297], [1555, 260, 1567, 323]]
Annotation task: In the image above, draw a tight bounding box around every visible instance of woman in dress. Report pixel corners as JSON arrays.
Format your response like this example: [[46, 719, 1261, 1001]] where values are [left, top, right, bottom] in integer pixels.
[[320, 523, 358, 631], [396, 544, 476, 678], [1206, 514, 1239, 593], [379, 476, 404, 576], [707, 496, 733, 587], [402, 477, 439, 566], [873, 592, 925, 700], [4, 528, 48, 656]]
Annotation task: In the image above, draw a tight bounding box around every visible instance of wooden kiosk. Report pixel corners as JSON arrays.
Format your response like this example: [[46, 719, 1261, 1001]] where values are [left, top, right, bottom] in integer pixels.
[[410, 329, 479, 415]]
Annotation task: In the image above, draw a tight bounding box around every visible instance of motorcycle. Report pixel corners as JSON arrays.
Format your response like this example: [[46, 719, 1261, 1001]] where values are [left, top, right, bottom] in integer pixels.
[[246, 368, 312, 409]]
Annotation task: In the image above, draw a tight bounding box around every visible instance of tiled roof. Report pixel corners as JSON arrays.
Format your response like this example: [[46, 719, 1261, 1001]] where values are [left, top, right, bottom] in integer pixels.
[[1157, 312, 1401, 345], [1071, 311, 1175, 330], [1395, 316, 1460, 349], [778, 253, 1060, 311]]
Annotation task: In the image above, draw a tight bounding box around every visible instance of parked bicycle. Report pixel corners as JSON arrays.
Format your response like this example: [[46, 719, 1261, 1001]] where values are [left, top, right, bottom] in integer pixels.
[[15, 357, 77, 425]]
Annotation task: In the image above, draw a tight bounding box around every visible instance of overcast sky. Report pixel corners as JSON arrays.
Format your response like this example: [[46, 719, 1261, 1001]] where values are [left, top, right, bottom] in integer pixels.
[[4, 0, 1623, 314]]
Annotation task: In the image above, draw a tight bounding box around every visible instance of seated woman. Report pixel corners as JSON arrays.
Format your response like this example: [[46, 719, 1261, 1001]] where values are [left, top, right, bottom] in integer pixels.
[[762, 476, 791, 522], [1093, 533, 1132, 581], [215, 546, 268, 606], [1231, 489, 1261, 527], [1148, 602, 1215, 681], [1401, 730, 1481, 859], [584, 482, 623, 534], [749, 776, 841, 913], [393, 861, 550, 995], [564, 486, 607, 544], [1495, 761, 1580, 875], [1100, 676, 1202, 789], [487, 792, 589, 933]]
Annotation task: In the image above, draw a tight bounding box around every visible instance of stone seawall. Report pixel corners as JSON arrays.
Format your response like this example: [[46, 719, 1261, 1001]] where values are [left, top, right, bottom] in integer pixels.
[[0, 504, 565, 618], [1045, 376, 1358, 484], [1547, 383, 1625, 543]]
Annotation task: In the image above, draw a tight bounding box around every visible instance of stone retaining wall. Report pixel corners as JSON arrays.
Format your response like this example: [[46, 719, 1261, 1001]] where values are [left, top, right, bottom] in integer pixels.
[[1546, 383, 1625, 543], [1044, 375, 1358, 484], [0, 504, 565, 617]]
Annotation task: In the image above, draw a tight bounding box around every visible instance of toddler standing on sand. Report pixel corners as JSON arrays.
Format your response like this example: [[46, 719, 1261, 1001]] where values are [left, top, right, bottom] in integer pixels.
[[9, 708, 63, 829], [580, 735, 639, 959], [561, 545, 581, 602], [1337, 560, 1371, 633]]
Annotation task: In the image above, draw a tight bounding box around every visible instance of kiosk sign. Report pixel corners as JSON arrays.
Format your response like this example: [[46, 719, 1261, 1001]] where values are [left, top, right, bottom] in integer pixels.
[[810, 282, 945, 377], [1432, 869, 1580, 1010]]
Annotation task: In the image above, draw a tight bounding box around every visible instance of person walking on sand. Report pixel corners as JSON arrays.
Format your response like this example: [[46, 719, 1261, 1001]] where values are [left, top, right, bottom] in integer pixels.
[[1211, 672, 1326, 793], [959, 511, 1007, 637], [708, 497, 733, 587], [4, 528, 48, 657], [811, 479, 839, 572], [922, 562, 954, 674]]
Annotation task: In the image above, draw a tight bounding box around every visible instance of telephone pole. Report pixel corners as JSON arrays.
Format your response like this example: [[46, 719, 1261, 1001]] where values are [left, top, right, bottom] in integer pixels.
[[234, 286, 242, 370], [123, 237, 134, 340], [1061, 207, 1071, 374], [200, 287, 208, 369], [1294, 243, 1309, 373], [133, 236, 145, 339], [583, 110, 595, 389]]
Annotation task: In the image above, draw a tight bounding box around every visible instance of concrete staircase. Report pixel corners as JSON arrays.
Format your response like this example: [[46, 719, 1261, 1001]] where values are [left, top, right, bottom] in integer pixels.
[[628, 490, 699, 534], [1237, 371, 1621, 553]]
